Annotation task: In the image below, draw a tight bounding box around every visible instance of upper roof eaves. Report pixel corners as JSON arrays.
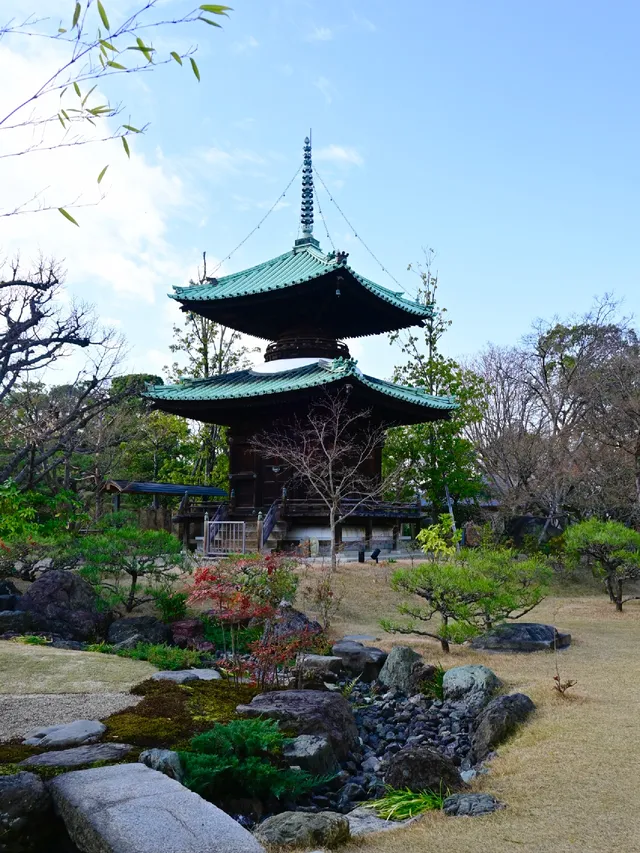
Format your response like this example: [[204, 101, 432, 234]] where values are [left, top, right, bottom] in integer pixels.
[[170, 245, 430, 319]]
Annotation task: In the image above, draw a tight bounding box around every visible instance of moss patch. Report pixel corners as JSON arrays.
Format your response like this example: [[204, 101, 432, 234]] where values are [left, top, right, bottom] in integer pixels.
[[102, 678, 260, 750], [0, 742, 42, 763]]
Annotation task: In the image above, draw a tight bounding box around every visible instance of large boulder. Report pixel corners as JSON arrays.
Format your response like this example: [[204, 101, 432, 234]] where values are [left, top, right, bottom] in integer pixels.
[[471, 623, 571, 652], [255, 811, 350, 849], [49, 764, 265, 853], [472, 693, 536, 761], [0, 771, 53, 852], [384, 745, 465, 793], [171, 618, 204, 648], [20, 570, 108, 640], [442, 665, 502, 710], [283, 734, 339, 776], [378, 646, 430, 694], [0, 594, 22, 612], [331, 639, 387, 682], [23, 719, 106, 748], [151, 670, 200, 684], [20, 743, 131, 768], [268, 603, 322, 638], [237, 690, 359, 761], [108, 616, 171, 647]]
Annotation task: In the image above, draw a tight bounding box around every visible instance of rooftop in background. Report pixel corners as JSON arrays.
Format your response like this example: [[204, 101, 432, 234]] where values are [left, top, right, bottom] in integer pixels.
[[102, 480, 227, 498]]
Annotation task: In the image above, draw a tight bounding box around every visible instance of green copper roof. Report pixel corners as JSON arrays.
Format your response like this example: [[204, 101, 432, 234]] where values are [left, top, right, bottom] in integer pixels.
[[145, 358, 456, 412], [170, 243, 430, 320]]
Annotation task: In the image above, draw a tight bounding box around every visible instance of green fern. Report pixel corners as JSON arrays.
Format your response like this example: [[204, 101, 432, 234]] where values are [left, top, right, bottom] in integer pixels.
[[365, 785, 447, 820]]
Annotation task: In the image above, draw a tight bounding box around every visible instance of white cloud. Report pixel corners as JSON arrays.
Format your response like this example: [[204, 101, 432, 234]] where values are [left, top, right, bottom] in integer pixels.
[[231, 35, 259, 54], [308, 26, 333, 42], [315, 145, 364, 167], [0, 37, 205, 377], [353, 13, 377, 33], [314, 76, 334, 105]]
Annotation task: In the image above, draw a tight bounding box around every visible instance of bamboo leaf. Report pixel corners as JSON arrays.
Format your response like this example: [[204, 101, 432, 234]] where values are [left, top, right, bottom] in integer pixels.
[[97, 0, 110, 29], [122, 124, 141, 133], [58, 113, 66, 128], [73, 82, 81, 97], [190, 57, 201, 82], [121, 136, 130, 158], [58, 27, 68, 33], [170, 51, 183, 65], [199, 4, 232, 14], [71, 2, 81, 29], [106, 61, 126, 70], [99, 53, 105, 67], [61, 109, 69, 120], [97, 165, 109, 184], [199, 16, 221, 26], [99, 39, 117, 51], [81, 85, 97, 106], [58, 208, 80, 226]]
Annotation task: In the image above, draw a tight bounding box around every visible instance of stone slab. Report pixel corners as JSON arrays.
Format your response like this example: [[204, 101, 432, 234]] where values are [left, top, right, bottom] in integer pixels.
[[346, 806, 417, 836], [188, 668, 222, 680], [20, 742, 132, 768], [23, 719, 106, 748], [49, 763, 266, 853], [151, 670, 200, 683]]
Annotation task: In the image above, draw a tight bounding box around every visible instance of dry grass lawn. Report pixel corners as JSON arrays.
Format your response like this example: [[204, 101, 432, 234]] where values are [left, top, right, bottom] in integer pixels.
[[300, 562, 640, 853], [0, 642, 155, 694]]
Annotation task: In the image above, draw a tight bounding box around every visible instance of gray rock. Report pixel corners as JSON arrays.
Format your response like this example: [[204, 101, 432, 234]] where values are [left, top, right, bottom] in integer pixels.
[[268, 603, 322, 639], [49, 764, 265, 853], [377, 646, 421, 694], [0, 610, 30, 633], [237, 690, 359, 761], [20, 570, 108, 641], [23, 719, 106, 748], [254, 811, 349, 848], [298, 654, 344, 676], [0, 580, 20, 596], [188, 668, 222, 680], [108, 616, 171, 647], [384, 745, 465, 792], [472, 693, 536, 761], [471, 622, 571, 652], [0, 771, 53, 850], [443, 665, 502, 709], [346, 806, 417, 837], [0, 594, 21, 611], [20, 742, 132, 768], [283, 735, 338, 776], [152, 670, 200, 684], [331, 639, 387, 682], [361, 755, 382, 773], [443, 793, 505, 816], [139, 748, 183, 782], [460, 769, 477, 784], [111, 633, 143, 651]]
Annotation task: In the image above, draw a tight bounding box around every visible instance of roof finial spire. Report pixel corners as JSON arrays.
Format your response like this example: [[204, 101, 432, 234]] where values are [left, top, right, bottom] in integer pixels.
[[300, 132, 314, 236]]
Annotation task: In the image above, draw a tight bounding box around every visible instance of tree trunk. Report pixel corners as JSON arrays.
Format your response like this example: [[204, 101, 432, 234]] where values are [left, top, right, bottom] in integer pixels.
[[440, 615, 450, 652], [615, 579, 623, 612], [126, 571, 138, 613], [330, 505, 337, 575]]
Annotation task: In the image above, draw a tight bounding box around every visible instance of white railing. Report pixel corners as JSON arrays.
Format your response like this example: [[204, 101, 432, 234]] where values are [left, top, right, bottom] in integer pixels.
[[204, 520, 246, 555]]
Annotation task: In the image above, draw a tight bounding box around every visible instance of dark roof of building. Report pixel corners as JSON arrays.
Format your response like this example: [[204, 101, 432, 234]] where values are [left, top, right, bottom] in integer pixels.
[[144, 358, 456, 425], [170, 241, 431, 340], [102, 480, 227, 498]]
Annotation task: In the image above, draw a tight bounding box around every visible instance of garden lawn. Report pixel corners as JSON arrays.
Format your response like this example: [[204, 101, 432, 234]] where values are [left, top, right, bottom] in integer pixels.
[[304, 562, 640, 853], [0, 642, 155, 741]]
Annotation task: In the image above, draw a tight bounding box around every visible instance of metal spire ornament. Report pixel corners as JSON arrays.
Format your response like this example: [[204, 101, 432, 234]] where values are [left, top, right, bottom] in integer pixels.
[[300, 134, 314, 236]]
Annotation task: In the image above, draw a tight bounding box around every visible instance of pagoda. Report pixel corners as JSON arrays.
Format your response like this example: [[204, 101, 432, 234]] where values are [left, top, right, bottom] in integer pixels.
[[145, 138, 456, 554]]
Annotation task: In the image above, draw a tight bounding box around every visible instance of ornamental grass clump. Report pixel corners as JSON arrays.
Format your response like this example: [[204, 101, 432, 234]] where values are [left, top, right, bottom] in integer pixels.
[[365, 786, 447, 820], [180, 719, 329, 804]]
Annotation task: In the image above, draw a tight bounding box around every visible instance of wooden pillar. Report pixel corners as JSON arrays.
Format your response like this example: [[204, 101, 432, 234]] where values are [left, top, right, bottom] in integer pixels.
[[365, 518, 373, 549], [112, 493, 121, 512]]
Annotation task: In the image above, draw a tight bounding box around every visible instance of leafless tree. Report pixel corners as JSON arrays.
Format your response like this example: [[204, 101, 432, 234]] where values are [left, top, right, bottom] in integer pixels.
[[251, 389, 401, 573]]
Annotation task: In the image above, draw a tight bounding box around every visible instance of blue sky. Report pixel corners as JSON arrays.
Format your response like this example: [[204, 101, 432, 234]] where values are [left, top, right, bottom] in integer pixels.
[[2, 0, 639, 381]]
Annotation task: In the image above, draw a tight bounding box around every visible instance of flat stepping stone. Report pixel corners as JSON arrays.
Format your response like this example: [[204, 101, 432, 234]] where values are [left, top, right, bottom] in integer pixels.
[[20, 743, 132, 768], [151, 670, 200, 683], [346, 806, 417, 836], [188, 668, 222, 680], [23, 719, 105, 748], [49, 763, 265, 853]]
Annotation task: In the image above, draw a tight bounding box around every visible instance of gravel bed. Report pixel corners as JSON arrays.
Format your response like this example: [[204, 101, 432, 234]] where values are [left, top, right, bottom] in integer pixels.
[[0, 692, 141, 741]]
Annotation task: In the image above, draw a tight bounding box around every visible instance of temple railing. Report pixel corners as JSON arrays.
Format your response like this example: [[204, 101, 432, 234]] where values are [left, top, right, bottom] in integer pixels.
[[261, 500, 281, 548], [281, 499, 422, 519]]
